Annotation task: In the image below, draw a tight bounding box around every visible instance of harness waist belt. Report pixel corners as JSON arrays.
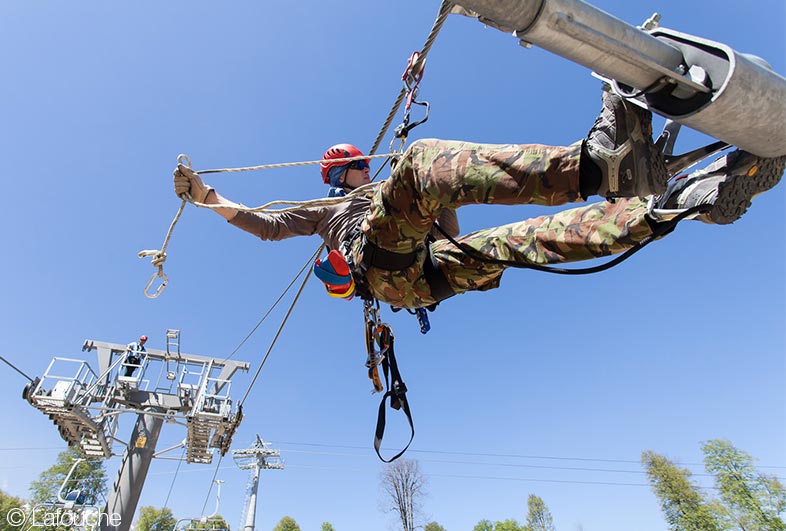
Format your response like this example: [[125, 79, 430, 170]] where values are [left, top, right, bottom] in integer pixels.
[[360, 237, 418, 271], [358, 235, 455, 303]]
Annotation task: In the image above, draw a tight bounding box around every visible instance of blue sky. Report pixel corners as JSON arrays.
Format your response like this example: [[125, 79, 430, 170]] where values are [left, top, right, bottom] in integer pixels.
[[1, 1, 784, 530]]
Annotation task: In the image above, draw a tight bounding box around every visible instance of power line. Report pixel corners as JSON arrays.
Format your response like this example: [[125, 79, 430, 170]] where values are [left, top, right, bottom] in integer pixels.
[[269, 440, 786, 470]]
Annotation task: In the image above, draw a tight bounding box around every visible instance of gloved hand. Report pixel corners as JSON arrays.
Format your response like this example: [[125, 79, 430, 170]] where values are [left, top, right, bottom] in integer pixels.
[[173, 163, 213, 203]]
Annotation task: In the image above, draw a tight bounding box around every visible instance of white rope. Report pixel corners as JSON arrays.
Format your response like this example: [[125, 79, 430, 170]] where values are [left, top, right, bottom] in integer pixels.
[[138, 199, 187, 299], [197, 152, 397, 175], [140, 0, 455, 298], [190, 181, 380, 214]]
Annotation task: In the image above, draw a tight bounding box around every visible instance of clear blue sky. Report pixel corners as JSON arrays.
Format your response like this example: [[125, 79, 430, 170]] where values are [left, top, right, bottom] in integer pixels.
[[1, 1, 784, 530]]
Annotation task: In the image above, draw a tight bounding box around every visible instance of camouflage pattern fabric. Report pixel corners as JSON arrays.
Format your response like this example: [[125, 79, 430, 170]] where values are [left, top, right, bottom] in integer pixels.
[[351, 138, 654, 309]]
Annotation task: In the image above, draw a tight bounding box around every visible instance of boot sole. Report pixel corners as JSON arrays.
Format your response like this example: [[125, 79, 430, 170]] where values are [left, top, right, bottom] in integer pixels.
[[631, 104, 669, 197], [709, 151, 786, 224]]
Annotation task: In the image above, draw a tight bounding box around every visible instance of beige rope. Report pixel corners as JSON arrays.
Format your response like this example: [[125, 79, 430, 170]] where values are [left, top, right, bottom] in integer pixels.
[[197, 152, 397, 175], [138, 199, 186, 298], [141, 0, 455, 298]]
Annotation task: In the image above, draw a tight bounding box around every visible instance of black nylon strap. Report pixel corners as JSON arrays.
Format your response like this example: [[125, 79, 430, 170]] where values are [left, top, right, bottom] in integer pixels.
[[361, 236, 419, 271], [373, 326, 415, 462], [423, 242, 455, 302]]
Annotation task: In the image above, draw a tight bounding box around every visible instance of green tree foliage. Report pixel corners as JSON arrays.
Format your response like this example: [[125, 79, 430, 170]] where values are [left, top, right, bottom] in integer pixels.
[[495, 520, 526, 531], [471, 519, 525, 531], [320, 523, 335, 531], [136, 506, 177, 531], [526, 495, 555, 531], [424, 522, 447, 531], [0, 490, 28, 531], [472, 520, 495, 531], [642, 450, 723, 531], [702, 439, 786, 530], [28, 447, 107, 506], [272, 516, 301, 531]]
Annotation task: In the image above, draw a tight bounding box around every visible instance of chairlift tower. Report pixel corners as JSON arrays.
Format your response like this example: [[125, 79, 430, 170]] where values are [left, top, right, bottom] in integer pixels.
[[23, 330, 250, 531], [232, 436, 284, 531]]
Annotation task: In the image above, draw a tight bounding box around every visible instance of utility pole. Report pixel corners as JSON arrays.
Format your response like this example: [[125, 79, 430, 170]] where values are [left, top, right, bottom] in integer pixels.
[[232, 436, 284, 531]]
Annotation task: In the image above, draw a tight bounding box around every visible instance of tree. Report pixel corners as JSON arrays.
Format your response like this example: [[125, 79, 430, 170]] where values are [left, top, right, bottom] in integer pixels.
[[380, 458, 427, 531], [424, 522, 447, 531], [136, 507, 177, 531], [320, 523, 335, 531], [526, 495, 555, 531], [272, 516, 301, 531], [494, 520, 525, 531], [0, 490, 28, 531], [472, 520, 495, 531], [28, 447, 107, 506], [642, 450, 724, 531], [702, 439, 786, 531], [471, 520, 525, 531]]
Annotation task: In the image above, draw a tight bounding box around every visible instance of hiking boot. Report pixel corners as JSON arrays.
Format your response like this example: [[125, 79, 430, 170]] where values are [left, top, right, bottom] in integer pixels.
[[585, 90, 668, 198], [649, 150, 786, 224]]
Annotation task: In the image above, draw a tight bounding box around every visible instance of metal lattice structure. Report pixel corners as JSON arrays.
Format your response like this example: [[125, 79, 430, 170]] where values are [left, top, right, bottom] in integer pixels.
[[23, 331, 250, 531], [232, 436, 284, 531]]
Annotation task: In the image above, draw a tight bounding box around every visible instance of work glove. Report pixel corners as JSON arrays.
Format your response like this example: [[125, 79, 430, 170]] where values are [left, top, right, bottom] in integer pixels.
[[173, 163, 213, 203]]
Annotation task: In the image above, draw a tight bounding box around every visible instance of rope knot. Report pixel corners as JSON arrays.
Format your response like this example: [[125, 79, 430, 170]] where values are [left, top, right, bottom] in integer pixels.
[[138, 249, 169, 298]]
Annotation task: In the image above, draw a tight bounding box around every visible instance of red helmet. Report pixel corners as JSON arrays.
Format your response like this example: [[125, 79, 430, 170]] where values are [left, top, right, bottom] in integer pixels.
[[139, 335, 148, 342], [320, 144, 368, 184]]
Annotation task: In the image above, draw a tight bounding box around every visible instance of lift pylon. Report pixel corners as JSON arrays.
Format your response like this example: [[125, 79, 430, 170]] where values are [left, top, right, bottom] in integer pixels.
[[232, 436, 284, 531], [23, 331, 251, 531]]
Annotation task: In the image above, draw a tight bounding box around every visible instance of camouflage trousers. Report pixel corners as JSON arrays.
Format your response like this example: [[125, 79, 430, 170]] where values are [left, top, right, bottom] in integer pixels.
[[354, 138, 655, 308]]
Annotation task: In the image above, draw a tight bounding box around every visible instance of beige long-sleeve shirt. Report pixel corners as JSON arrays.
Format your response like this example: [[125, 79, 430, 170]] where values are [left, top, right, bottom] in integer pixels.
[[229, 193, 459, 250]]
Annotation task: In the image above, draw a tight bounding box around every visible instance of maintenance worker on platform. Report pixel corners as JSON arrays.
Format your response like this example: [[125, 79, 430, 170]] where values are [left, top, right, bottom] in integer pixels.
[[124, 335, 147, 377], [173, 89, 784, 309]]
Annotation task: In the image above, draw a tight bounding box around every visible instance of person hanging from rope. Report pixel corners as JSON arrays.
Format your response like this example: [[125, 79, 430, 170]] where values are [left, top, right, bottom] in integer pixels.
[[173, 89, 785, 309]]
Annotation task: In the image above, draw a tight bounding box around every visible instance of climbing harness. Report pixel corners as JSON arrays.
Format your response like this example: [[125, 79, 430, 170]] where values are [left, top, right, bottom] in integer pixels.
[[363, 299, 415, 463]]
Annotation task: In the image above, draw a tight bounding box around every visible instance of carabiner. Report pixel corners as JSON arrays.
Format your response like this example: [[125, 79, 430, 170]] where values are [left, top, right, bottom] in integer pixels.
[[143, 269, 168, 299]]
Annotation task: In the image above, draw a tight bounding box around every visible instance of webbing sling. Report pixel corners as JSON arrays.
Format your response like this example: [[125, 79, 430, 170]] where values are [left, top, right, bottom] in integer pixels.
[[373, 324, 415, 462]]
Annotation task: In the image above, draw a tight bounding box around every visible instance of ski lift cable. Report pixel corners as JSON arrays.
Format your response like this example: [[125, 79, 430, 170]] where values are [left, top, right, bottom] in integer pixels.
[[237, 246, 323, 407], [218, 244, 321, 365], [163, 446, 187, 509], [0, 355, 35, 382]]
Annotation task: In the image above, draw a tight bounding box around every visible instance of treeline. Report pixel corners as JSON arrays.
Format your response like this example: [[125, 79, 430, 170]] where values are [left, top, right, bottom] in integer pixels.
[[0, 439, 782, 531]]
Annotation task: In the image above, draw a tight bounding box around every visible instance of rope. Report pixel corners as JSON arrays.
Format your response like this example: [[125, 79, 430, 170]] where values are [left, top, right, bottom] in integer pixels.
[[219, 245, 322, 365], [163, 446, 187, 509], [190, 181, 379, 215], [196, 153, 395, 175], [141, 0, 455, 298], [138, 199, 186, 299], [234, 2, 456, 405], [238, 244, 322, 407], [369, 0, 453, 156]]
